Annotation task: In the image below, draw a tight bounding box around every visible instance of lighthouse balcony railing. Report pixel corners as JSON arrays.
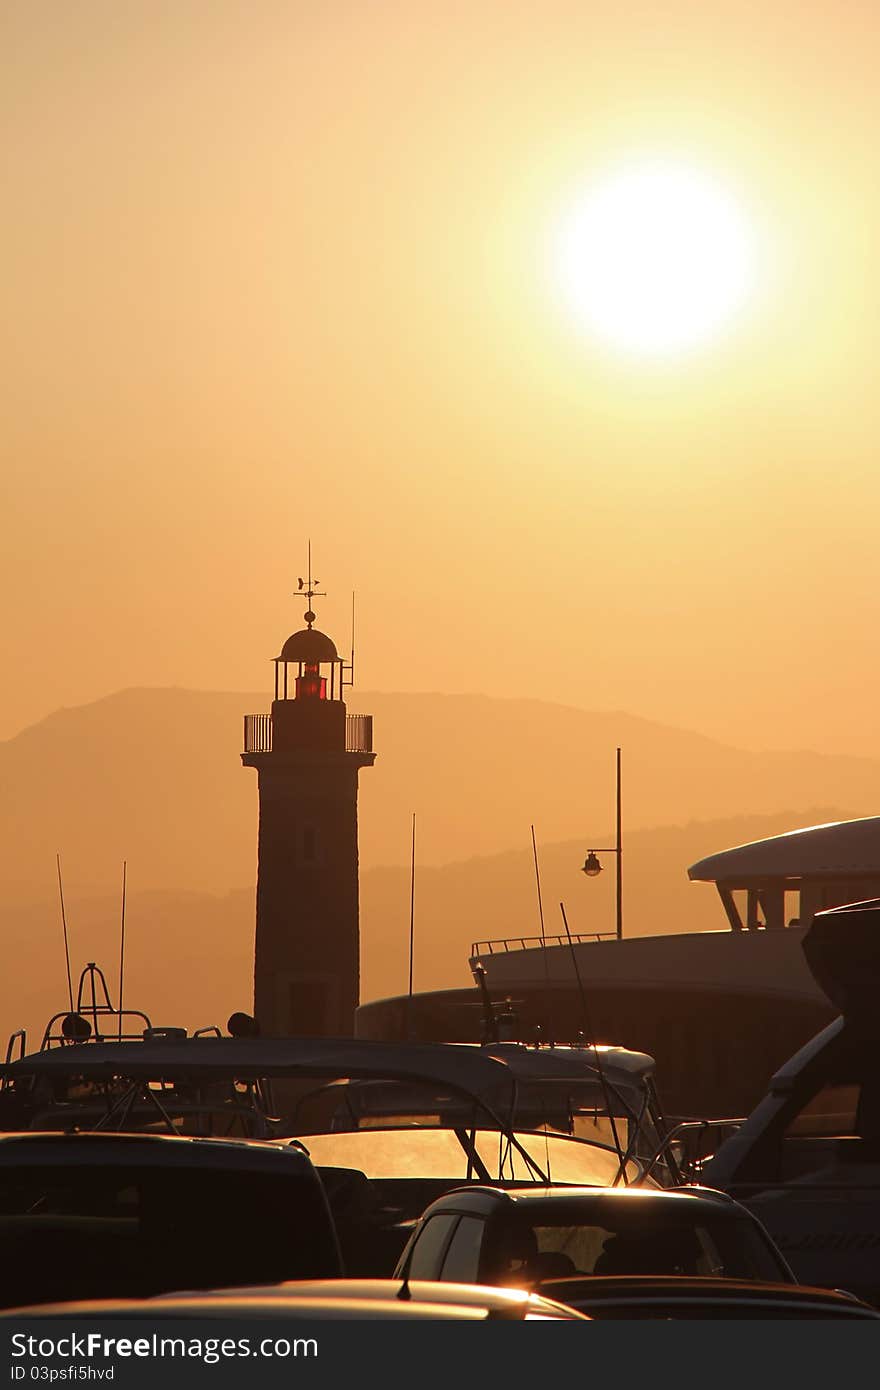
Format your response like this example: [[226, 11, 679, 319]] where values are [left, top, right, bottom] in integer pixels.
[[345, 714, 373, 753], [243, 713, 373, 754], [243, 714, 272, 752], [470, 931, 614, 957]]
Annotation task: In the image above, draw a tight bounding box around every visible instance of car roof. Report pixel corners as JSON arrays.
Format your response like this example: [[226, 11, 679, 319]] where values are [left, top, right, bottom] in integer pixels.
[[0, 1131, 317, 1174], [419, 1184, 744, 1218]]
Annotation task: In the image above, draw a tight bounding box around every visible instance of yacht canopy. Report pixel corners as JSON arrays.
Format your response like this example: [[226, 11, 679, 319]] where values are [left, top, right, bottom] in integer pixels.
[[688, 817, 880, 885]]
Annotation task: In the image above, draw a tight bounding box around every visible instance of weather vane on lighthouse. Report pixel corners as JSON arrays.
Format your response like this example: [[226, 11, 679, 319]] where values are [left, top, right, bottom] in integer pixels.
[[296, 541, 326, 630]]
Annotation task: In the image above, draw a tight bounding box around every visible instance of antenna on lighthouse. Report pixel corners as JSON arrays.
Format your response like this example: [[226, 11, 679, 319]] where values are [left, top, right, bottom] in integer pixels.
[[343, 591, 357, 691]]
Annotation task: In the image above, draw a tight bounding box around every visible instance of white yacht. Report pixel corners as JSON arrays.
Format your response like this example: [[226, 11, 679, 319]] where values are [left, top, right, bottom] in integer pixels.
[[358, 818, 880, 1119]]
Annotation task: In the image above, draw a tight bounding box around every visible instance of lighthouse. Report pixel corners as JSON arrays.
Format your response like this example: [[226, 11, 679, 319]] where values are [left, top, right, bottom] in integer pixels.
[[241, 569, 375, 1036]]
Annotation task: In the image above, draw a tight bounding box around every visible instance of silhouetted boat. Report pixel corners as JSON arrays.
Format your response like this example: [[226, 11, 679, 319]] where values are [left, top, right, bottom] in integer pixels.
[[703, 895, 880, 1306], [1, 956, 679, 1166], [0, 1024, 672, 1173]]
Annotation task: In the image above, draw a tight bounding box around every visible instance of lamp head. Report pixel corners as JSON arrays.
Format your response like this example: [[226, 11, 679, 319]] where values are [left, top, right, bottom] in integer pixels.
[[582, 851, 603, 877]]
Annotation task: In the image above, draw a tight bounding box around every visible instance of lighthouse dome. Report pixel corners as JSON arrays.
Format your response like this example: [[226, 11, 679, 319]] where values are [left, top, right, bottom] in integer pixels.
[[278, 628, 339, 663]]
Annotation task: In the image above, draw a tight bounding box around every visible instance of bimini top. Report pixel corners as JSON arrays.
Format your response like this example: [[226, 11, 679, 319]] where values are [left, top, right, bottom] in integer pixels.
[[0, 1036, 657, 1140], [278, 628, 338, 664], [0, 1035, 653, 1102], [688, 817, 880, 885], [0, 1036, 508, 1096]]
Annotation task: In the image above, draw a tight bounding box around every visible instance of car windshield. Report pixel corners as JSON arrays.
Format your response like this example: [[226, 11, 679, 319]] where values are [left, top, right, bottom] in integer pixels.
[[0, 1163, 339, 1307], [493, 1205, 787, 1283]]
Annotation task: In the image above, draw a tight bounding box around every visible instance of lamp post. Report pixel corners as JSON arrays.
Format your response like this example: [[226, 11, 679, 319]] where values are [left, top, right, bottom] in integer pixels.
[[581, 746, 623, 941]]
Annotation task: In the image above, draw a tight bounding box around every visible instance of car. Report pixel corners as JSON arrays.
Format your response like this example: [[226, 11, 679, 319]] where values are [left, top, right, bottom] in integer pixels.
[[0, 1131, 342, 1308], [532, 1275, 880, 1319], [393, 1185, 795, 1288]]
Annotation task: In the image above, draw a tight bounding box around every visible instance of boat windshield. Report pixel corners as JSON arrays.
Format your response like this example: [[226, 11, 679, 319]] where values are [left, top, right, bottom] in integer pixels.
[[298, 1127, 647, 1186], [292, 1074, 667, 1184]]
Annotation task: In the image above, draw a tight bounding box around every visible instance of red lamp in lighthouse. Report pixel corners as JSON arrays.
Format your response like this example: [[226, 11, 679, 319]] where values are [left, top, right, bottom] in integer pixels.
[[296, 662, 327, 701]]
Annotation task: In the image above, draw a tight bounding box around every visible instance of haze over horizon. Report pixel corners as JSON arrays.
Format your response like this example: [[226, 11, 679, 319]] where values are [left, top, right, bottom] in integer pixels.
[[5, 3, 880, 755]]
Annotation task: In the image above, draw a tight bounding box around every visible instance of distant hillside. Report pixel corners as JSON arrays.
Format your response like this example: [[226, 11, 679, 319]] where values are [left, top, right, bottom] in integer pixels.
[[1, 686, 878, 912], [0, 808, 853, 1043]]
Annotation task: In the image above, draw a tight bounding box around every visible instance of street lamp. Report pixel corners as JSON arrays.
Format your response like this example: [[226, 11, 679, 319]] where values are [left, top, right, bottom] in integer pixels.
[[581, 746, 623, 940]]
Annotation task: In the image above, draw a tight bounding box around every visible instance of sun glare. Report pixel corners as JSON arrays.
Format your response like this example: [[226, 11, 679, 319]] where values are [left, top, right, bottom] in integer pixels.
[[551, 159, 759, 358]]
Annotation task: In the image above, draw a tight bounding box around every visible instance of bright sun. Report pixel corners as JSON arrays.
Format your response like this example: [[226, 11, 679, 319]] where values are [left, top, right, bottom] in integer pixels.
[[551, 159, 758, 358]]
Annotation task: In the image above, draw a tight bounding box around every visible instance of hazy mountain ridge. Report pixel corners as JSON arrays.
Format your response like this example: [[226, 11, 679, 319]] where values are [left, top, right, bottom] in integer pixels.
[[1, 686, 877, 910]]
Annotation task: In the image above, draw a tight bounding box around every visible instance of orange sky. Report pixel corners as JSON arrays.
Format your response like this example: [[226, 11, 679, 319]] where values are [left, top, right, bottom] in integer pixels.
[[4, 2, 880, 753]]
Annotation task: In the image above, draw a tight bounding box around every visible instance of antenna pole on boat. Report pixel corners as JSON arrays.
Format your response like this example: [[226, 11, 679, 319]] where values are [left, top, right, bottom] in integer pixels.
[[118, 860, 127, 1042], [56, 853, 74, 1014], [615, 746, 623, 941], [531, 824, 547, 947], [560, 899, 628, 1183], [531, 825, 554, 1042], [406, 813, 416, 1040]]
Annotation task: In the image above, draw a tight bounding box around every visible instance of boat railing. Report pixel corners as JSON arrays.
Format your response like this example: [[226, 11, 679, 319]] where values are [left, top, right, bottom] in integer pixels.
[[4, 1032, 26, 1069], [40, 1008, 153, 1051], [471, 931, 615, 957], [642, 1117, 746, 1185]]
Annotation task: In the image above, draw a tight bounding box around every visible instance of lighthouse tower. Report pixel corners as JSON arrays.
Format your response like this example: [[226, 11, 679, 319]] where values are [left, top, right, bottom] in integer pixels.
[[241, 570, 375, 1036]]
